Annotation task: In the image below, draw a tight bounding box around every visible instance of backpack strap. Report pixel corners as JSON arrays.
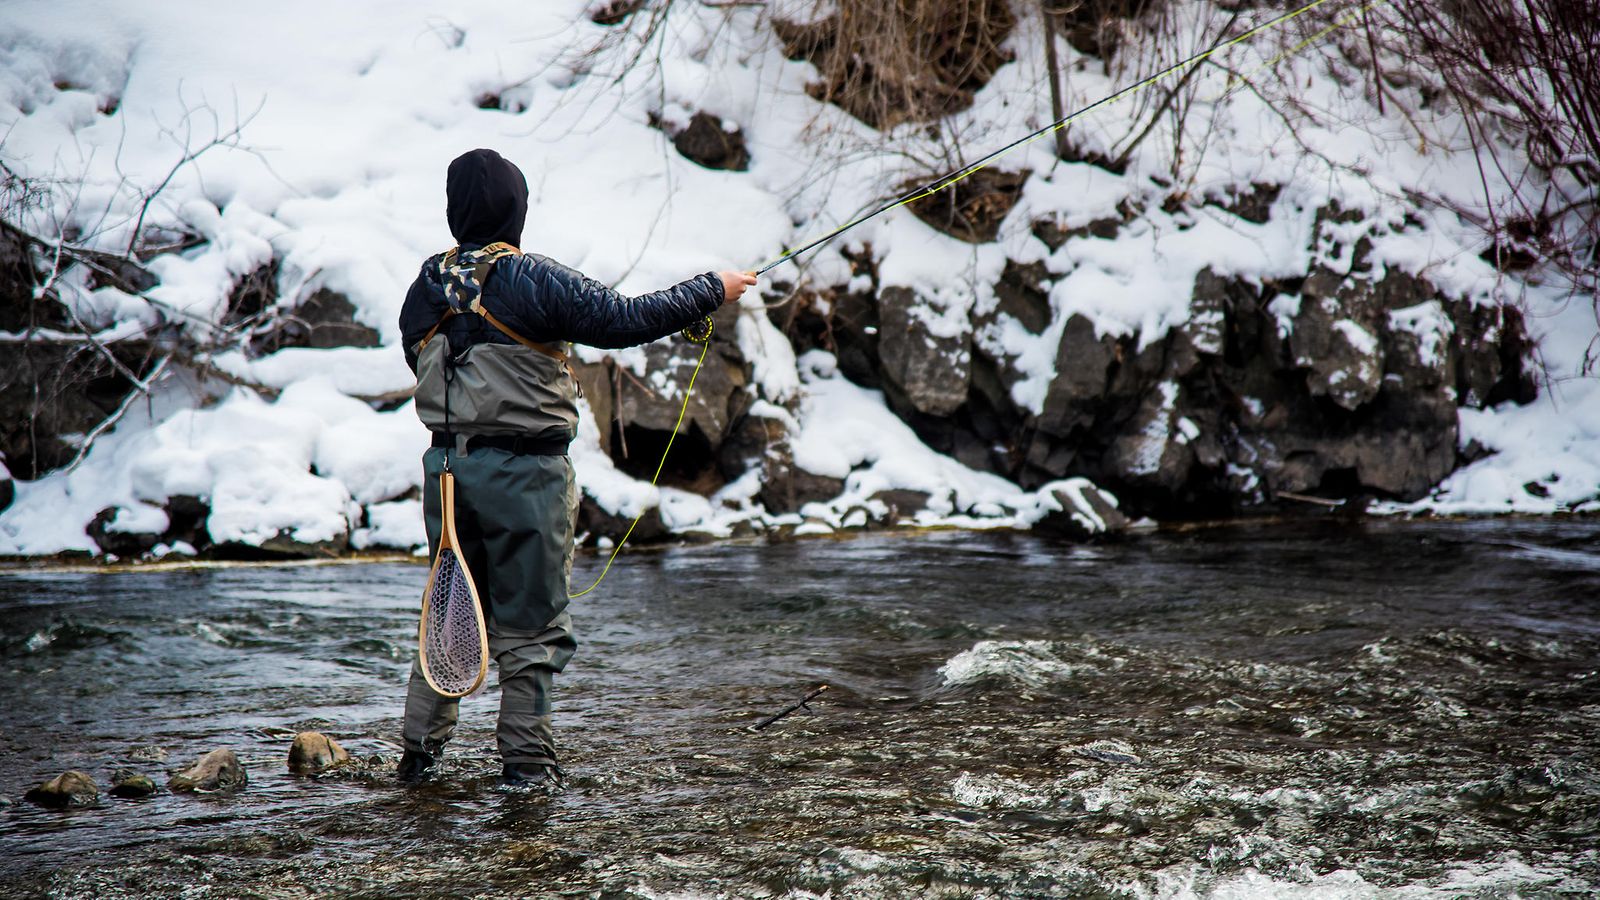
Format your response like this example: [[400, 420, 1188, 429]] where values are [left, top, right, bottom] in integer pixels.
[[418, 243, 567, 363]]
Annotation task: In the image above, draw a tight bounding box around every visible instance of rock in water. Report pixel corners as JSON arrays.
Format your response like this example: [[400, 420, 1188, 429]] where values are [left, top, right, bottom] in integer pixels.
[[287, 731, 351, 775], [24, 771, 99, 808], [168, 749, 248, 793], [109, 769, 158, 798]]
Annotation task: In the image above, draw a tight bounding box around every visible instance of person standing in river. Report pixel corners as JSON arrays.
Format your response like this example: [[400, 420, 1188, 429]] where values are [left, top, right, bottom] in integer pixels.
[[395, 148, 756, 786]]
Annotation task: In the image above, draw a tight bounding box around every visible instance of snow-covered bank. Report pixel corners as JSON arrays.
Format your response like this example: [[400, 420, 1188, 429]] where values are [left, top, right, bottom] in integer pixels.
[[0, 0, 1593, 557]]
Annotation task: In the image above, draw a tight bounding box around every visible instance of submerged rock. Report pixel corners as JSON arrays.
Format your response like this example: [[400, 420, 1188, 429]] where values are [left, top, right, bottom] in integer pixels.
[[287, 731, 351, 775], [109, 769, 158, 798], [126, 745, 169, 763], [168, 749, 248, 793], [1070, 739, 1143, 765], [24, 770, 99, 808]]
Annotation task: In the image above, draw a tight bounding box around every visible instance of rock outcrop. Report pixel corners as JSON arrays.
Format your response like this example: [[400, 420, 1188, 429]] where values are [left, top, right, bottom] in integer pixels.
[[780, 199, 1534, 520], [1033, 479, 1130, 540]]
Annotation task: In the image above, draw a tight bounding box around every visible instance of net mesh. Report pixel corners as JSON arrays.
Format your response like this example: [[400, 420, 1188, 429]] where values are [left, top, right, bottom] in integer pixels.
[[421, 547, 486, 697]]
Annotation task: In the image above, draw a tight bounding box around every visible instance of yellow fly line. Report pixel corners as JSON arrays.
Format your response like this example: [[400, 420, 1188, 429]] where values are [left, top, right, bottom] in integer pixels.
[[570, 0, 1373, 598], [568, 332, 714, 598]]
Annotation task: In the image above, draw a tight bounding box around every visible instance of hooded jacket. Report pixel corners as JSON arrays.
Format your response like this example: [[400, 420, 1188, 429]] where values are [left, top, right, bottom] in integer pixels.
[[400, 149, 725, 448]]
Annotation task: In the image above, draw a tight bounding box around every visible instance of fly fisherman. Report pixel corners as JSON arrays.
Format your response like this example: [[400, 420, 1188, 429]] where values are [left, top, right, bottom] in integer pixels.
[[396, 148, 757, 786]]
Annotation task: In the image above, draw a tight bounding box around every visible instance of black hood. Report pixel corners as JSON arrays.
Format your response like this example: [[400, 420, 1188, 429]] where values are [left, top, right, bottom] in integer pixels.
[[446, 148, 529, 248]]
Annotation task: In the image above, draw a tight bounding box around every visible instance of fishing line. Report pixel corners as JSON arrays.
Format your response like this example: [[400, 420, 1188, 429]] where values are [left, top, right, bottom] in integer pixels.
[[568, 327, 713, 598], [571, 0, 1368, 598]]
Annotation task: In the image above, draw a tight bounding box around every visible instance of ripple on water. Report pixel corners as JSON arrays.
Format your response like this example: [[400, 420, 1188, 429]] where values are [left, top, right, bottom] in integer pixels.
[[936, 639, 1126, 690], [3, 619, 131, 658]]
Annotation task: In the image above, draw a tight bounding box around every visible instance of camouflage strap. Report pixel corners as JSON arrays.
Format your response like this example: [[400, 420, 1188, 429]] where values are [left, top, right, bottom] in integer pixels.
[[419, 241, 569, 365]]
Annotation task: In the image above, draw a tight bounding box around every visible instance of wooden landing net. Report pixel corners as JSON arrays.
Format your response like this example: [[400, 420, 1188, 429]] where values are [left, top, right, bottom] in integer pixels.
[[418, 471, 489, 698]]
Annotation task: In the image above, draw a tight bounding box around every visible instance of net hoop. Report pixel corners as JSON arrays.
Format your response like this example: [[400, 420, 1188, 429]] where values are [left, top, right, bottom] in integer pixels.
[[417, 470, 490, 698]]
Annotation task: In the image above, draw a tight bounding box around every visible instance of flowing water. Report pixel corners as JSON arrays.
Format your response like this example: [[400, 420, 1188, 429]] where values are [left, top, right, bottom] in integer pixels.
[[0, 519, 1597, 898]]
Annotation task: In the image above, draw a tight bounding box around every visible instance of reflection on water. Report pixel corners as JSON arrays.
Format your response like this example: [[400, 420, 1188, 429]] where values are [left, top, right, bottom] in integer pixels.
[[1, 519, 1597, 898]]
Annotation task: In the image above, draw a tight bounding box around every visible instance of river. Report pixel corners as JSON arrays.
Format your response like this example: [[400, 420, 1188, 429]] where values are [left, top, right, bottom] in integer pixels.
[[1, 519, 1596, 898]]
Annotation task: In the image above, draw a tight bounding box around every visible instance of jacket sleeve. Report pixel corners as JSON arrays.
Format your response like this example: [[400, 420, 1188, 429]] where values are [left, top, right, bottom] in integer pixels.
[[495, 255, 725, 350]]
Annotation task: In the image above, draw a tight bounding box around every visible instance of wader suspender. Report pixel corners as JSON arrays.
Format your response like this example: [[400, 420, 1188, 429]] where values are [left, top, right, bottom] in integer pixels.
[[416, 242, 577, 380]]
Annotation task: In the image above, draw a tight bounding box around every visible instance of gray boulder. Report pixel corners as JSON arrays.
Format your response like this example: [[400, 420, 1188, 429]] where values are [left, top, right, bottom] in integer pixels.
[[869, 489, 930, 520], [1284, 269, 1384, 412], [665, 110, 750, 172], [877, 286, 970, 417], [87, 505, 165, 558]]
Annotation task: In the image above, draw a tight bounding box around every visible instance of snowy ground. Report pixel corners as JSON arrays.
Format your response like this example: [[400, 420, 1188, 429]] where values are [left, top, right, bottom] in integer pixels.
[[0, 0, 1593, 556]]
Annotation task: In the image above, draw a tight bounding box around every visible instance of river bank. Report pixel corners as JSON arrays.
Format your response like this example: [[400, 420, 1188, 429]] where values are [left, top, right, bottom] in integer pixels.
[[3, 507, 1594, 573]]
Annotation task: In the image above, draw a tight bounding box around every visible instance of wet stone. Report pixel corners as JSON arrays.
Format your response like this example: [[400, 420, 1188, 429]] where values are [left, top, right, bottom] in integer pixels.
[[287, 731, 351, 776], [109, 769, 158, 798], [168, 748, 248, 793], [25, 770, 99, 808]]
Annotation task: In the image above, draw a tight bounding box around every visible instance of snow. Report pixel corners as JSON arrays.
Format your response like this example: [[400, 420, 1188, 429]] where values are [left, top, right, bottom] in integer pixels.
[[1387, 301, 1454, 370], [209, 347, 416, 399], [1332, 319, 1377, 356], [790, 350, 1025, 518], [0, 0, 1594, 557]]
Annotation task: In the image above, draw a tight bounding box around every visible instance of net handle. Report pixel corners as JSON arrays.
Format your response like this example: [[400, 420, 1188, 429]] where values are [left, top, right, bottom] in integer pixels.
[[439, 469, 459, 552]]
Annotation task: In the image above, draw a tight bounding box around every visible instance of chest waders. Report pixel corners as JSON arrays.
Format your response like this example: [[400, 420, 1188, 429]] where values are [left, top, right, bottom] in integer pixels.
[[415, 241, 576, 697]]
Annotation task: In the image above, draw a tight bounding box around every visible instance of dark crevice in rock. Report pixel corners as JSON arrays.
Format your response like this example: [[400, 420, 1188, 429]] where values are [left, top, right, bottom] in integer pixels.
[[610, 420, 723, 495], [226, 259, 279, 326]]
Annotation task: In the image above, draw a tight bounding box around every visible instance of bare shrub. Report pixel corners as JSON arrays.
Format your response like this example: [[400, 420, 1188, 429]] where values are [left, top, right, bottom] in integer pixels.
[[774, 0, 1018, 129], [1384, 0, 1599, 297]]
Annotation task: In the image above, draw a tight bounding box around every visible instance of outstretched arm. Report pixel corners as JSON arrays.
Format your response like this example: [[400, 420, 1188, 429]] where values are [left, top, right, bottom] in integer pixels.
[[522, 256, 753, 350]]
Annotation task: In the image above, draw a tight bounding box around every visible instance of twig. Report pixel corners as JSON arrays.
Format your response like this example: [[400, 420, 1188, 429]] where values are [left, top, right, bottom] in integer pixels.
[[62, 355, 171, 474], [125, 93, 264, 257], [748, 684, 829, 733], [1275, 490, 1343, 507]]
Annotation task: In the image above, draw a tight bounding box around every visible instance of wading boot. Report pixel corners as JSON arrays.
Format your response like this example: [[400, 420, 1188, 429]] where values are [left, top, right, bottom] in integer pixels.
[[397, 749, 436, 784], [500, 762, 561, 788]]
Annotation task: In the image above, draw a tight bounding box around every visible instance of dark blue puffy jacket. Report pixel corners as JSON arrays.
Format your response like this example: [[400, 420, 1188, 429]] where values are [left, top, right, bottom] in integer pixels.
[[399, 249, 724, 372]]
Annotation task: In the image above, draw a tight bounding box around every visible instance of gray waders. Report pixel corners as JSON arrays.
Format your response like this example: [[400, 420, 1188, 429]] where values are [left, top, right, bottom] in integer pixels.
[[401, 444, 578, 766]]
